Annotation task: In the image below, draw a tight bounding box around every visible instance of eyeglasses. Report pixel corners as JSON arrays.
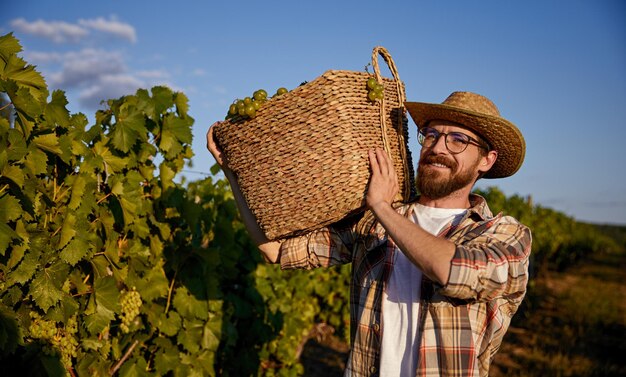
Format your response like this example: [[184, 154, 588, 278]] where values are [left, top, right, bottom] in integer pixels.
[[417, 127, 489, 154]]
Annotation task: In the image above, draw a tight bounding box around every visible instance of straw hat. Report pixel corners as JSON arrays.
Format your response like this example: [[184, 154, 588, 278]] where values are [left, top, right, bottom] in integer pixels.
[[405, 91, 525, 178]]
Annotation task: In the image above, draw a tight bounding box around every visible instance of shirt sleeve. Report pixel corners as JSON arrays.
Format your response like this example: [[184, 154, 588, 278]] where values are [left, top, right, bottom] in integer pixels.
[[279, 218, 360, 270], [437, 215, 532, 305]]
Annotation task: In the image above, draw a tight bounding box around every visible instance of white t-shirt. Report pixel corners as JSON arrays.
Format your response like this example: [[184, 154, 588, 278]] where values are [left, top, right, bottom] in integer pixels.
[[379, 203, 467, 376]]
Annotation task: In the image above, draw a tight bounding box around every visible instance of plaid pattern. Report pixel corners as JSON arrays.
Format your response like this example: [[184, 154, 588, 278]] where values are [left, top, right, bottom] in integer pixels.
[[279, 194, 532, 377]]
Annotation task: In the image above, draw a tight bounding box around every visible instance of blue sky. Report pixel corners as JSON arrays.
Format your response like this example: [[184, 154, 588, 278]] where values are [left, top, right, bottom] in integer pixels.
[[3, 0, 626, 225]]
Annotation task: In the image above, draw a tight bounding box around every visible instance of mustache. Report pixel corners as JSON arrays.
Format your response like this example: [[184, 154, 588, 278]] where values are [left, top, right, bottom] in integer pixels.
[[419, 154, 458, 170]]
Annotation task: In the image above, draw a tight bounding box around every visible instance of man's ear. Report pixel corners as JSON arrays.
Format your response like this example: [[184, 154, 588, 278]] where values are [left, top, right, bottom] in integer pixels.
[[478, 150, 498, 174]]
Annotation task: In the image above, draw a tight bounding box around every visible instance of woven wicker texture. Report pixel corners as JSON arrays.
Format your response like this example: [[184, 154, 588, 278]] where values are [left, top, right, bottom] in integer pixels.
[[214, 47, 415, 240]]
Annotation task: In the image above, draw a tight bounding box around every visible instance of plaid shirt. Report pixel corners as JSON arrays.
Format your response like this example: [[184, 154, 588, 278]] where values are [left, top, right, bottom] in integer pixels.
[[279, 194, 532, 377]]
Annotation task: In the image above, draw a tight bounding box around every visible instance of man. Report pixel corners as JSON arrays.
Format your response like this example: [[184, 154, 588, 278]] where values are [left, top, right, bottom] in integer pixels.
[[207, 91, 532, 377]]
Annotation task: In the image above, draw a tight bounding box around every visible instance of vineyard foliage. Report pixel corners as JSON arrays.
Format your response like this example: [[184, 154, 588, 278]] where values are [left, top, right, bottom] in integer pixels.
[[0, 32, 622, 376]]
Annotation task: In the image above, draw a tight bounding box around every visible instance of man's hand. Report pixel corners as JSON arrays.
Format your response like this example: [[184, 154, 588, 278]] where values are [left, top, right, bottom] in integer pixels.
[[366, 148, 399, 212], [206, 121, 226, 168]]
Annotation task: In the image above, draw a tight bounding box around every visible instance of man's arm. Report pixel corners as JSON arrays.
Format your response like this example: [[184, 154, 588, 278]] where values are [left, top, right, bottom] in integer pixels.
[[206, 122, 280, 263], [365, 148, 456, 285]]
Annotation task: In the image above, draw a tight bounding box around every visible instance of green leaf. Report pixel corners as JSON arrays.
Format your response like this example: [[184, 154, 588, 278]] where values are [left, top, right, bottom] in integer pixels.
[[44, 90, 70, 128], [0, 193, 21, 222], [60, 236, 90, 266], [58, 211, 76, 249], [0, 32, 23, 62], [172, 286, 208, 320], [1, 53, 47, 101], [30, 262, 69, 311], [174, 92, 189, 116], [134, 264, 169, 302], [177, 318, 204, 353], [6, 248, 39, 286], [151, 86, 174, 116], [94, 276, 121, 314], [1, 164, 25, 187], [84, 299, 115, 335], [119, 357, 149, 377], [68, 174, 87, 210], [23, 147, 48, 176], [202, 319, 220, 351], [153, 347, 178, 375], [159, 162, 176, 188], [32, 133, 63, 156], [110, 110, 146, 153], [157, 310, 182, 337]]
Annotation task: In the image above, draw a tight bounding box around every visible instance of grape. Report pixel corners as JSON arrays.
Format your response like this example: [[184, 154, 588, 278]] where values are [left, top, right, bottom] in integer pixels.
[[253, 89, 267, 101], [225, 86, 289, 120], [367, 77, 378, 90], [245, 104, 256, 118], [366, 77, 384, 102], [119, 288, 142, 334], [28, 313, 79, 369]]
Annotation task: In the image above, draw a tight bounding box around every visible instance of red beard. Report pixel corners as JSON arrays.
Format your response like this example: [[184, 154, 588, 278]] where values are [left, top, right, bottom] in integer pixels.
[[416, 154, 478, 199]]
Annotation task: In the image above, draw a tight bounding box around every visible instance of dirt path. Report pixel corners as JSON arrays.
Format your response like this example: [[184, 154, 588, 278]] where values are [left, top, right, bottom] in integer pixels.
[[490, 250, 626, 376], [301, 251, 626, 376]]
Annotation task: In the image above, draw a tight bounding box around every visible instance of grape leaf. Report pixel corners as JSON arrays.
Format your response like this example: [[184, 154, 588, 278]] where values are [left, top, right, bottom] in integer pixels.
[[110, 110, 146, 153], [0, 193, 21, 222], [30, 263, 68, 311], [32, 133, 63, 156], [84, 303, 115, 335], [177, 318, 204, 353], [94, 276, 121, 314], [60, 236, 90, 266], [172, 286, 208, 320]]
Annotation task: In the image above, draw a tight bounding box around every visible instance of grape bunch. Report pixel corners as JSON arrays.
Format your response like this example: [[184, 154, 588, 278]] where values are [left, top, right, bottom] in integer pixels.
[[28, 313, 78, 369], [226, 87, 289, 120], [119, 288, 143, 333], [366, 77, 384, 102]]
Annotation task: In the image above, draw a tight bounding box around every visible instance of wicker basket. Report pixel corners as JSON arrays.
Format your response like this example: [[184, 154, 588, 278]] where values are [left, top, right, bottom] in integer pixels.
[[214, 46, 415, 240]]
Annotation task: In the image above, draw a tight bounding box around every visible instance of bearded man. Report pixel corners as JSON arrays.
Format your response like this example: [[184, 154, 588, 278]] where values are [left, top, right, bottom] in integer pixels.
[[207, 91, 532, 377]]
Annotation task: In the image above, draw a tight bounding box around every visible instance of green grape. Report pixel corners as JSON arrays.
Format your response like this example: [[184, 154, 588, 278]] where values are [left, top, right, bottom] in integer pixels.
[[253, 89, 267, 101], [228, 103, 238, 115], [119, 288, 142, 334], [245, 104, 256, 118], [252, 100, 261, 110], [243, 97, 253, 105], [366, 77, 378, 89], [275, 87, 288, 96]]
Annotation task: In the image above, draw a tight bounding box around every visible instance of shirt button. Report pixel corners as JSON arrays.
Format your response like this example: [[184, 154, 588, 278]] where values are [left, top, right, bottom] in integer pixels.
[[370, 366, 377, 374], [373, 323, 380, 332]]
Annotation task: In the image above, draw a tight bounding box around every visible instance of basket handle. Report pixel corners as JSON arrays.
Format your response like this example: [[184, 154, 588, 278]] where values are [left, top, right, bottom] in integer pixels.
[[371, 46, 411, 201]]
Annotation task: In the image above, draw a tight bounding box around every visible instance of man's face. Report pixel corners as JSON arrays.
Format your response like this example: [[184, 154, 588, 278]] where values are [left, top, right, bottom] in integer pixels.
[[416, 121, 490, 200]]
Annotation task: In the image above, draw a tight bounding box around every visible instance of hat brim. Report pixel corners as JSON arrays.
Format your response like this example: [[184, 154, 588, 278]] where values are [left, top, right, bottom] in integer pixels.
[[405, 101, 526, 179]]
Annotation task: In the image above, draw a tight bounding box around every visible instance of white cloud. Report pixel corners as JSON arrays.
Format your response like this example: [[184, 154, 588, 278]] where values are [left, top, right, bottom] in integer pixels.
[[9, 16, 136, 44], [10, 18, 88, 43], [136, 70, 170, 80], [49, 49, 126, 88], [192, 68, 206, 77], [10, 16, 174, 111], [78, 74, 145, 109], [78, 16, 137, 43], [22, 51, 63, 64]]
